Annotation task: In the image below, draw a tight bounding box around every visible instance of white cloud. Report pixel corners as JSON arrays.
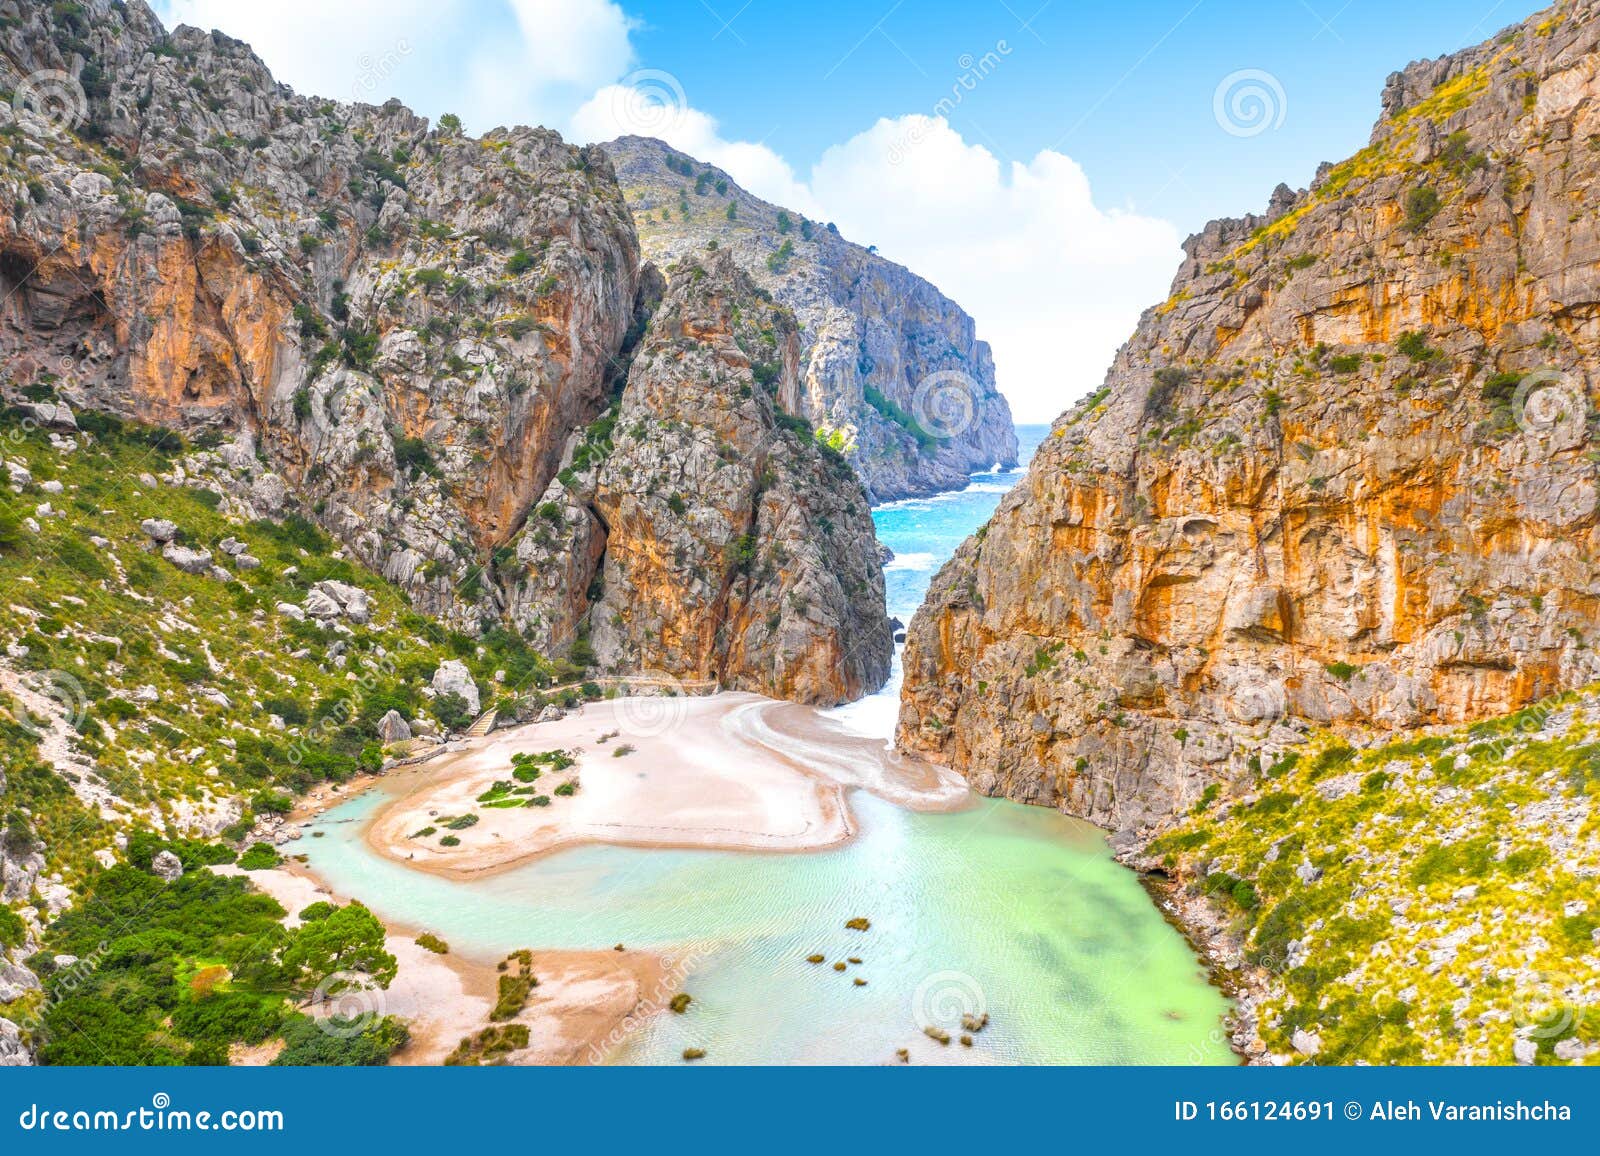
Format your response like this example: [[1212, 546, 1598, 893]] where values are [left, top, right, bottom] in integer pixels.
[[807, 116, 1181, 422], [155, 0, 634, 132], [459, 0, 635, 131], [571, 85, 821, 216], [573, 99, 1180, 423], [157, 0, 457, 104], [155, 3, 1178, 423]]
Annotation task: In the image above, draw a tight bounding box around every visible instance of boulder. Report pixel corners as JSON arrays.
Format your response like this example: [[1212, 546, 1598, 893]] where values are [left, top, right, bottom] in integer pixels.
[[18, 401, 76, 429], [0, 1017, 31, 1067], [276, 601, 306, 622], [430, 659, 480, 716], [140, 518, 178, 542], [150, 850, 184, 882], [304, 588, 342, 619], [377, 710, 412, 743], [250, 473, 289, 514], [310, 580, 372, 624], [161, 544, 213, 574]]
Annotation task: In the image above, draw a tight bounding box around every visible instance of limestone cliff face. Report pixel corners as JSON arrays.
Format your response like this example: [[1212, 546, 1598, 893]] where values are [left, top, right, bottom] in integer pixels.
[[506, 253, 892, 705], [0, 0, 638, 631], [601, 136, 1018, 502], [900, 0, 1600, 828]]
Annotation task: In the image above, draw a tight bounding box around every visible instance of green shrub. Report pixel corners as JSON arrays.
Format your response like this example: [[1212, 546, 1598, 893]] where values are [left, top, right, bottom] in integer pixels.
[[0, 904, 26, 948], [1403, 185, 1441, 232], [237, 842, 280, 871], [272, 1013, 408, 1066], [433, 691, 472, 731]]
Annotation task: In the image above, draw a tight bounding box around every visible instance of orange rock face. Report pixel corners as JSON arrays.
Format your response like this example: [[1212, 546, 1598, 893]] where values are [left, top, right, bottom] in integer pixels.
[[899, 1, 1600, 828]]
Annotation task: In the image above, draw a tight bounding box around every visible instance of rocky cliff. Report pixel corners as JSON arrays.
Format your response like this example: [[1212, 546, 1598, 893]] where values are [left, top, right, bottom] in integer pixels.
[[900, 0, 1600, 829], [507, 252, 892, 704], [601, 136, 1018, 502], [0, 0, 639, 632], [0, 0, 887, 700]]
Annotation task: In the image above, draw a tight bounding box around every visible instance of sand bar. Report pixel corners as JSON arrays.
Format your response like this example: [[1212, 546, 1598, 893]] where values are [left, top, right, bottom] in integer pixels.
[[363, 692, 970, 879]]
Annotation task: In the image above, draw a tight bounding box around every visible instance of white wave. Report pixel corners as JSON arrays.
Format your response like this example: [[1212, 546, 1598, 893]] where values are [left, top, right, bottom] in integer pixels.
[[875, 486, 1007, 513], [884, 552, 937, 572]]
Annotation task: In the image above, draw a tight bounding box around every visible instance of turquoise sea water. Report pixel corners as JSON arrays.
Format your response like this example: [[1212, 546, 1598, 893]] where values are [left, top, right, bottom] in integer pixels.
[[299, 423, 1235, 1065], [877, 424, 1050, 627]]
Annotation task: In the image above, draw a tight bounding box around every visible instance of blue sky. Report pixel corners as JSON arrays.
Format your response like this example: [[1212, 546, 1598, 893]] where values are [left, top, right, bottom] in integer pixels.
[[621, 0, 1527, 231], [155, 0, 1545, 419]]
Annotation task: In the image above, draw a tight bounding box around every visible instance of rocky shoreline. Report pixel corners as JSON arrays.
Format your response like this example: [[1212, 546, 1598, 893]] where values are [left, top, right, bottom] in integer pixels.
[[1124, 854, 1269, 1065]]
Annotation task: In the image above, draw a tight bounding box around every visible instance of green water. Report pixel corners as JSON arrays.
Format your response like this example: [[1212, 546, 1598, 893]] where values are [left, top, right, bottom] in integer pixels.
[[299, 786, 1235, 1065]]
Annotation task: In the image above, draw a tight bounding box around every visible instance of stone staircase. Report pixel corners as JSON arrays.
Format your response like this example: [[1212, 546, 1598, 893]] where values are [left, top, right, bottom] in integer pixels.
[[462, 708, 498, 738]]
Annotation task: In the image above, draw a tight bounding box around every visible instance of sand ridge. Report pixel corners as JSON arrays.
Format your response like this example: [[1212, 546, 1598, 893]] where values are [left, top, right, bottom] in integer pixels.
[[363, 692, 970, 879]]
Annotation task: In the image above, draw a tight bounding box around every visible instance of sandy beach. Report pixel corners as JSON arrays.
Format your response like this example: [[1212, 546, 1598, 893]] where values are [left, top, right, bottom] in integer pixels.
[[214, 859, 667, 1065], [362, 692, 970, 879], [273, 689, 976, 1064]]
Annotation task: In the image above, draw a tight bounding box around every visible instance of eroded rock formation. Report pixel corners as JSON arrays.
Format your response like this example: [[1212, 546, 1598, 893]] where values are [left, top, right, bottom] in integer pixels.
[[900, 0, 1600, 827], [507, 253, 892, 704], [0, 0, 890, 702], [602, 136, 1018, 502]]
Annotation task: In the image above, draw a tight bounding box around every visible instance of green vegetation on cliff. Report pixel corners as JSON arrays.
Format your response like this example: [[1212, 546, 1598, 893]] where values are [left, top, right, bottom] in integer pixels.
[[26, 865, 403, 1066], [0, 409, 560, 892], [1149, 692, 1600, 1065]]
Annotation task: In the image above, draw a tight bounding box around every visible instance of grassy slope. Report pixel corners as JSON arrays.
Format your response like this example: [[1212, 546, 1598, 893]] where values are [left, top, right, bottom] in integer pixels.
[[1149, 693, 1600, 1064], [0, 408, 588, 1061], [0, 408, 563, 894]]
